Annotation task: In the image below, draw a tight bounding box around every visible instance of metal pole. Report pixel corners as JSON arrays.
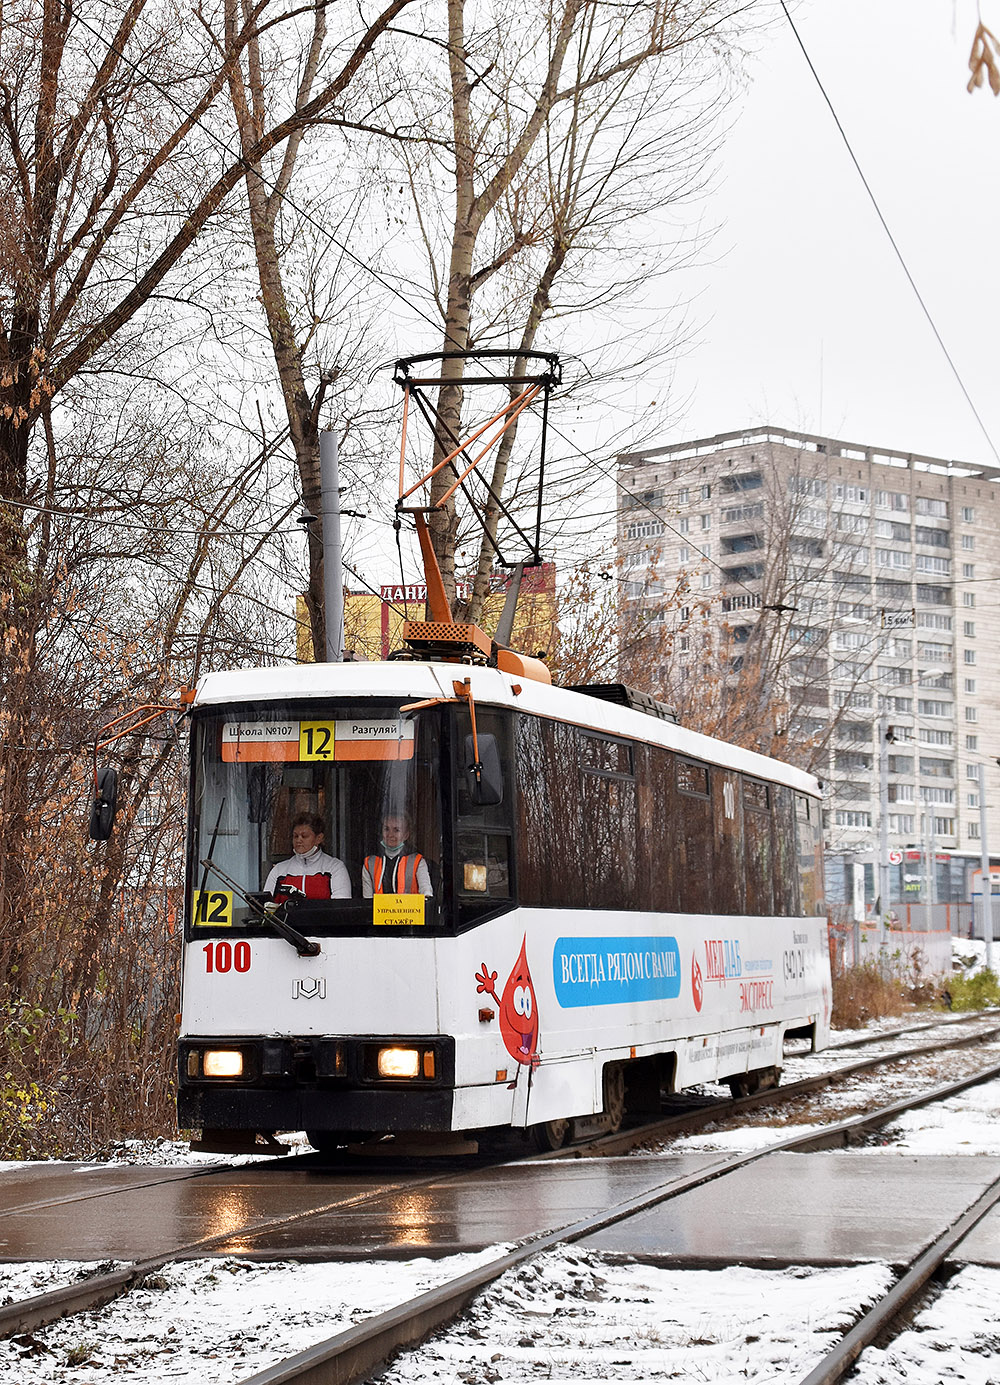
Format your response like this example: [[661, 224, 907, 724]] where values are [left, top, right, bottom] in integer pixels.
[[979, 762, 994, 971], [320, 429, 344, 662], [923, 805, 935, 930], [877, 708, 889, 951]]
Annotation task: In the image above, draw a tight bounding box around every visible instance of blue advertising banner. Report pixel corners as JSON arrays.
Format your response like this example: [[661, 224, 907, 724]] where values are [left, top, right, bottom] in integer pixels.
[[553, 936, 682, 1008]]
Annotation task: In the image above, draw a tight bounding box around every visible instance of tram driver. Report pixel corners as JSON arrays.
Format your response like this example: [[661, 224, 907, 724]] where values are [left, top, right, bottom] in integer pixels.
[[264, 812, 351, 900], [362, 811, 433, 896]]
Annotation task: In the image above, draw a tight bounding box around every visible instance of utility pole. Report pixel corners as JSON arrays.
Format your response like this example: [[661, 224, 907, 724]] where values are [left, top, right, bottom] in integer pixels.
[[979, 762, 994, 972], [877, 707, 890, 952], [319, 429, 345, 663], [923, 804, 936, 928]]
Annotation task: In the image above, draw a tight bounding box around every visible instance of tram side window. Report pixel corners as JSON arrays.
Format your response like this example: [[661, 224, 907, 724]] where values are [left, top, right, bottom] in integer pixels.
[[712, 770, 745, 916], [743, 777, 773, 915], [515, 714, 585, 909], [796, 794, 825, 915], [676, 759, 712, 914], [634, 743, 677, 913], [578, 732, 637, 909], [771, 785, 800, 916]]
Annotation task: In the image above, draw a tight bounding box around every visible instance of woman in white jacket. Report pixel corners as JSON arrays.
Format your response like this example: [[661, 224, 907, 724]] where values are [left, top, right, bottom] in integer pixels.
[[264, 812, 351, 899]]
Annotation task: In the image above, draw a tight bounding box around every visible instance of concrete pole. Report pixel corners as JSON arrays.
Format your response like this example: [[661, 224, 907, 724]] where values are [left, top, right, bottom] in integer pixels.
[[877, 707, 890, 952], [979, 762, 994, 971], [320, 429, 344, 662], [923, 805, 936, 929]]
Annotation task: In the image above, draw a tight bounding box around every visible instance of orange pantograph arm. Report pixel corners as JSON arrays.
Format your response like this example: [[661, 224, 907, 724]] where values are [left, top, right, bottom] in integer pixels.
[[398, 382, 540, 504]]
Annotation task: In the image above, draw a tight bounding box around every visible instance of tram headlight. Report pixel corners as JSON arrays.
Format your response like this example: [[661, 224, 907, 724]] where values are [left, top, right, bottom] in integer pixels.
[[203, 1049, 244, 1078], [377, 1047, 420, 1079]]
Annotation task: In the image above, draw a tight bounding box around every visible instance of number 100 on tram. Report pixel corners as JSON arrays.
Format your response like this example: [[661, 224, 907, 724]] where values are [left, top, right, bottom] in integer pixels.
[[177, 661, 830, 1152]]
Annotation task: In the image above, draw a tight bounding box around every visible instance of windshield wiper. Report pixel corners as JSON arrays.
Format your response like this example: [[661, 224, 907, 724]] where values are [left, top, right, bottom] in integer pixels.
[[198, 858, 321, 957]]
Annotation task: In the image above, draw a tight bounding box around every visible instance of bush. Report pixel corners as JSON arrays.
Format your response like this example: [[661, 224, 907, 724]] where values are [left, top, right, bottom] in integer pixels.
[[832, 960, 920, 1030], [945, 968, 1000, 1011]]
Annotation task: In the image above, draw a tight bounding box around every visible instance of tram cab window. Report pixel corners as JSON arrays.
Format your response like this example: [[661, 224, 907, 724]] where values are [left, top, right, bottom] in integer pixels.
[[186, 702, 443, 935], [455, 709, 514, 925]]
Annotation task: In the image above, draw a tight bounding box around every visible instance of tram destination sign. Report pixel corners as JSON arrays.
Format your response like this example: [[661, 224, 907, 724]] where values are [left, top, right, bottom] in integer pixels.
[[221, 719, 414, 763]]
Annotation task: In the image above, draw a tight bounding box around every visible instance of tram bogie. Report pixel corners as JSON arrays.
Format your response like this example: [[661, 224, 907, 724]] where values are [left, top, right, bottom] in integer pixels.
[[176, 661, 831, 1153]]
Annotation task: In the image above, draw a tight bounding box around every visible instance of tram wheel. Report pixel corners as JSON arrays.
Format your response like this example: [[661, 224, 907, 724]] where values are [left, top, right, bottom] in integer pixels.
[[603, 1064, 626, 1134], [531, 1118, 571, 1151], [306, 1130, 352, 1156], [727, 1066, 781, 1100]]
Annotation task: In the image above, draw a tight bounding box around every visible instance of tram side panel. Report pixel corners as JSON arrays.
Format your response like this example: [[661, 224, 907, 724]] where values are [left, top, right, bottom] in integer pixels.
[[440, 908, 831, 1131], [179, 907, 829, 1137]]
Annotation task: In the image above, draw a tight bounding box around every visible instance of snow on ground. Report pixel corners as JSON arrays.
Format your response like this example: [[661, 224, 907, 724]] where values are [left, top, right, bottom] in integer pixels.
[[849, 1264, 1000, 1385], [0, 1250, 508, 1384], [869, 1075, 1000, 1156], [0, 1248, 901, 1385], [368, 1250, 898, 1384], [2, 991, 999, 1381]]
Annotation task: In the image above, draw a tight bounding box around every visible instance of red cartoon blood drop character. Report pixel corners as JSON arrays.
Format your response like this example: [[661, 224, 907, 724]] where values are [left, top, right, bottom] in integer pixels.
[[692, 953, 704, 1013], [475, 934, 540, 1069]]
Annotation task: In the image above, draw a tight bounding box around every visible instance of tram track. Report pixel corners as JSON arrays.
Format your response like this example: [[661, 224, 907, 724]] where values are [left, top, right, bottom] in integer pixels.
[[567, 1010, 1000, 1158], [231, 1056, 1000, 1385], [3, 1011, 1000, 1380], [791, 1177, 1000, 1385]]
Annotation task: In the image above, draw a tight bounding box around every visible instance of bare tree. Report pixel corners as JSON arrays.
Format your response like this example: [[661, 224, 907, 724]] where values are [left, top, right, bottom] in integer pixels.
[[379, 0, 751, 600]]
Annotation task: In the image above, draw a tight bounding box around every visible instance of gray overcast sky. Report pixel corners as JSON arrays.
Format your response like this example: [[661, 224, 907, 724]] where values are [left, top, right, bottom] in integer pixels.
[[665, 0, 1000, 469]]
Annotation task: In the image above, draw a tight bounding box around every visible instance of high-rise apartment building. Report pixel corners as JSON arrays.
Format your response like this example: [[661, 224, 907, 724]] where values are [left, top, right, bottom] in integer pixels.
[[617, 427, 1000, 911]]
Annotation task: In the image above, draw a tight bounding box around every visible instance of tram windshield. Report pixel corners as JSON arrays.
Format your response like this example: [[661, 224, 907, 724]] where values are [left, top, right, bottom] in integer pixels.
[[186, 701, 442, 935]]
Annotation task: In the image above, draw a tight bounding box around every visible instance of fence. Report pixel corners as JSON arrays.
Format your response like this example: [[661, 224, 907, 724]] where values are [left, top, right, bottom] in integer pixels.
[[828, 921, 953, 978]]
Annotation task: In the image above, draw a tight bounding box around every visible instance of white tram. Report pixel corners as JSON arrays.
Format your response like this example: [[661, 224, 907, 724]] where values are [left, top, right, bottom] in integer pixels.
[[176, 660, 831, 1152]]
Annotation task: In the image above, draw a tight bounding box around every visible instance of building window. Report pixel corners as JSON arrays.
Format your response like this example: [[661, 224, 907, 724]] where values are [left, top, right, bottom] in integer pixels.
[[915, 526, 950, 548], [962, 506, 975, 522], [877, 549, 910, 569], [700, 514, 711, 531], [915, 554, 950, 574], [966, 735, 978, 751], [915, 497, 948, 517], [677, 488, 690, 505], [918, 699, 951, 717], [876, 490, 909, 511], [919, 729, 953, 746], [962, 563, 975, 579], [917, 641, 948, 662], [969, 821, 981, 839], [966, 707, 978, 722], [625, 521, 665, 539], [968, 793, 980, 808], [889, 814, 915, 833], [916, 585, 949, 605], [679, 546, 690, 563], [965, 679, 977, 694], [700, 483, 712, 500], [679, 517, 689, 535], [701, 573, 712, 590], [963, 649, 977, 664], [835, 810, 872, 828], [964, 621, 975, 637], [963, 592, 975, 607], [933, 817, 955, 835], [962, 534, 975, 550], [835, 484, 869, 503]]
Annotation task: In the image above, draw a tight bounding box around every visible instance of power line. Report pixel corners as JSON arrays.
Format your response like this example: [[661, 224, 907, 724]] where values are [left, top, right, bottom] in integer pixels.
[[779, 1, 1000, 468]]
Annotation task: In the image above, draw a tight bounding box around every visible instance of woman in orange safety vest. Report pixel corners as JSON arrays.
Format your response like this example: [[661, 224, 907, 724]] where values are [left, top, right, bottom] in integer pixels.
[[362, 812, 432, 896]]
